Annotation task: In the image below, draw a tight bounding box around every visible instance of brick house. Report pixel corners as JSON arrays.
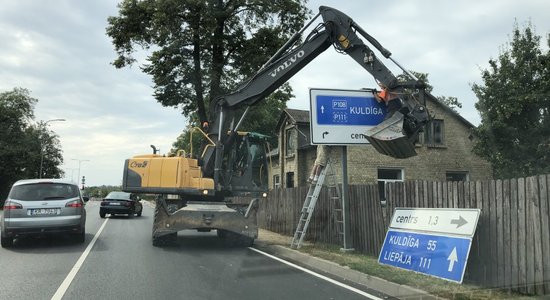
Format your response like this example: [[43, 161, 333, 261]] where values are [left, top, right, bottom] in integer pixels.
[[269, 95, 493, 191]]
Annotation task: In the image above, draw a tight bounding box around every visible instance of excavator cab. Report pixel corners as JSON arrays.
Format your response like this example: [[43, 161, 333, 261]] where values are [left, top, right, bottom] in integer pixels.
[[223, 132, 269, 194]]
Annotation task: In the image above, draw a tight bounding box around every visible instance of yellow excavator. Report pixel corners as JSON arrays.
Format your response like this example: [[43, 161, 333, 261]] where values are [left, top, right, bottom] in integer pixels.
[[122, 6, 432, 246]]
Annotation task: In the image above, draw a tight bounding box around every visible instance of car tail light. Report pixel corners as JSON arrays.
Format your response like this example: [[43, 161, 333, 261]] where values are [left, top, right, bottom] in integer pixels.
[[65, 200, 83, 208], [3, 200, 22, 210], [101, 201, 108, 206], [123, 201, 131, 207]]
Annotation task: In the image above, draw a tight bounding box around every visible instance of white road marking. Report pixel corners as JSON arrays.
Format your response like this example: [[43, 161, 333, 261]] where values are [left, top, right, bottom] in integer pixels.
[[51, 218, 109, 300], [248, 247, 384, 300]]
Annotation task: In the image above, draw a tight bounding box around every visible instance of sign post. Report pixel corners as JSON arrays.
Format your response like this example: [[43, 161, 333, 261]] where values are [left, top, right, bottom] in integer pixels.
[[378, 208, 480, 283]]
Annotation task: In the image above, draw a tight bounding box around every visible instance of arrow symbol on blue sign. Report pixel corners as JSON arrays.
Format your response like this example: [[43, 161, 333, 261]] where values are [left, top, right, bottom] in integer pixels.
[[447, 247, 458, 272], [321, 105, 325, 113], [450, 215, 468, 228]]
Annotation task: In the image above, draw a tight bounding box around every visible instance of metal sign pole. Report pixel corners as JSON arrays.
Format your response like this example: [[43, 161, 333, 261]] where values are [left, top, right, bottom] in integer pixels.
[[341, 146, 354, 251]]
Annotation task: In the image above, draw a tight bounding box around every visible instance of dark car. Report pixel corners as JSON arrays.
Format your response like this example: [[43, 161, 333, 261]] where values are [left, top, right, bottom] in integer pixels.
[[1, 179, 87, 247], [100, 191, 143, 218]]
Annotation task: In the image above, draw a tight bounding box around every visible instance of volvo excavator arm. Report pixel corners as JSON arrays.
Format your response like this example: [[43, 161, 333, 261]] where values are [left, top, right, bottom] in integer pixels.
[[202, 6, 432, 186]]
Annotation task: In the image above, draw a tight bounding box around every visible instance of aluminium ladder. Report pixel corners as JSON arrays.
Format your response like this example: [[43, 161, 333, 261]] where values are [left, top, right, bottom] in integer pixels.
[[290, 161, 343, 249], [324, 162, 344, 245]]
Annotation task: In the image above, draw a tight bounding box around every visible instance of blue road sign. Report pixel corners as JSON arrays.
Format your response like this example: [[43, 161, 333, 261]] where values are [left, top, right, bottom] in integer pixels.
[[378, 229, 472, 283], [315, 95, 386, 126]]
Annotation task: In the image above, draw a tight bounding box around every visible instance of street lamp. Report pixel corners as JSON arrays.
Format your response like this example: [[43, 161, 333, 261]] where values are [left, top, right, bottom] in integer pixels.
[[39, 118, 66, 178], [72, 159, 90, 186]]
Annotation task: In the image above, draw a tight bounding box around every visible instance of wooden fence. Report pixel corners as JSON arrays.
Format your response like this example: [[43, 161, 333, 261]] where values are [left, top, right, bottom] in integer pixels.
[[241, 174, 550, 295]]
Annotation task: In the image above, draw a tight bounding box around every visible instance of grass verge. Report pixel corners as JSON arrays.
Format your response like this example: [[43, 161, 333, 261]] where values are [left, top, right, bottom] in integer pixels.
[[298, 243, 522, 300]]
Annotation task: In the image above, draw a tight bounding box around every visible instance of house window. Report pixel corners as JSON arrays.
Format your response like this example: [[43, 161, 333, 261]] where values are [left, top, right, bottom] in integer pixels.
[[285, 128, 296, 157], [446, 171, 469, 181], [425, 119, 445, 146], [273, 175, 281, 189], [286, 172, 295, 188], [377, 168, 404, 202]]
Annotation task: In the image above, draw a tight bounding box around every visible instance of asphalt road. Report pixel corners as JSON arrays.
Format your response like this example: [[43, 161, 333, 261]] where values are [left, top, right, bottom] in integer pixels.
[[0, 202, 381, 300]]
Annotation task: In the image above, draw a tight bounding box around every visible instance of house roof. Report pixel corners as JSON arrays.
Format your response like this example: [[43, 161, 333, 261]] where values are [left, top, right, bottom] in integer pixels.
[[276, 108, 310, 129], [424, 93, 475, 128]]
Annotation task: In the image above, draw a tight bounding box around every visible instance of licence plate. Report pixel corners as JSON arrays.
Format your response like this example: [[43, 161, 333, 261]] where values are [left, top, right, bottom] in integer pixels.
[[110, 202, 121, 206], [30, 208, 59, 216]]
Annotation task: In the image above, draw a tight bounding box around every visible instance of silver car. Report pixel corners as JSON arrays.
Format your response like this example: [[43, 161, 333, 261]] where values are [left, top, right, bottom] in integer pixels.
[[1, 179, 87, 247]]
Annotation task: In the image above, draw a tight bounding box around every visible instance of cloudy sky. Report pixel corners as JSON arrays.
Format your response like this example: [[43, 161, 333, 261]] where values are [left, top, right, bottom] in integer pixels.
[[1, 0, 549, 186]]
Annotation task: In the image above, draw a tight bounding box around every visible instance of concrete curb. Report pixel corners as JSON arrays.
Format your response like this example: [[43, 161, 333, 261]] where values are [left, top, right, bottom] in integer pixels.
[[254, 242, 444, 300]]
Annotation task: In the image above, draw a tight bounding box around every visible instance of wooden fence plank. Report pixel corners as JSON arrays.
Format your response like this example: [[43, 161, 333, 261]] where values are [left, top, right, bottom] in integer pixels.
[[538, 175, 550, 294], [473, 181, 485, 284], [462, 181, 469, 208], [367, 185, 376, 255], [496, 179, 505, 288], [502, 180, 512, 289], [489, 180, 498, 287], [442, 182, 448, 208], [456, 181, 468, 208], [466, 181, 481, 283], [525, 177, 537, 294], [518, 177, 528, 293], [481, 182, 494, 287], [453, 181, 459, 208], [529, 176, 544, 295], [371, 187, 379, 254], [510, 178, 519, 292], [357, 186, 368, 254], [503, 179, 512, 291], [375, 184, 386, 254]]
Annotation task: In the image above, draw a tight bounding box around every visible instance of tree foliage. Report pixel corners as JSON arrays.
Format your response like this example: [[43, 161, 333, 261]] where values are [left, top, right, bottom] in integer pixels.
[[397, 71, 462, 111], [0, 88, 64, 200], [472, 24, 550, 178], [106, 0, 309, 140], [83, 185, 122, 198]]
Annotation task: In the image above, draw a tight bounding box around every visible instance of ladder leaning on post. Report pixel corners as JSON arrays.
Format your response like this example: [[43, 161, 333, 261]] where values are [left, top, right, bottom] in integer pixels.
[[290, 160, 342, 249]]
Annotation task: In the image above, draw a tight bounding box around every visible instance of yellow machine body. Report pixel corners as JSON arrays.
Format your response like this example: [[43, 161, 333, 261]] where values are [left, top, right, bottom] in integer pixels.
[[122, 154, 215, 195]]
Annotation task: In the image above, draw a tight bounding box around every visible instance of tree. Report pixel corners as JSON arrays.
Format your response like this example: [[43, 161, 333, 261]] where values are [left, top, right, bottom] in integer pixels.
[[106, 0, 309, 139], [171, 85, 288, 155], [472, 24, 550, 178], [0, 88, 64, 200]]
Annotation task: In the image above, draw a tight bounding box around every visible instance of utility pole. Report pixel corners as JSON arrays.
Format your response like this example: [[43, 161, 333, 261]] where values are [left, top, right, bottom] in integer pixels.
[[39, 118, 65, 178], [72, 159, 90, 187]]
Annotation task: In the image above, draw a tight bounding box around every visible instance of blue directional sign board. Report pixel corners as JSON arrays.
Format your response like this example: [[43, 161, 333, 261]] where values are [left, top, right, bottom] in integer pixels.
[[378, 229, 472, 283], [315, 95, 386, 126], [310, 88, 386, 145], [378, 208, 480, 283]]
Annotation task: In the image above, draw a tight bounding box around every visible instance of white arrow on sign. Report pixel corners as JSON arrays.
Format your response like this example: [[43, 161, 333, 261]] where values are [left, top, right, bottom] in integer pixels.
[[450, 215, 468, 228], [447, 247, 458, 272], [321, 105, 325, 113]]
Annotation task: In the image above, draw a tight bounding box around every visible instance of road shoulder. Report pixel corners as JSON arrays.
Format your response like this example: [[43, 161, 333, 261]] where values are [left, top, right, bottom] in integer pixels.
[[255, 229, 442, 300]]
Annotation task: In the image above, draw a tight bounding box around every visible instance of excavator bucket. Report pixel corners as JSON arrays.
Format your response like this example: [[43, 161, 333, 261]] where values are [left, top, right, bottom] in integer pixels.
[[365, 112, 417, 159]]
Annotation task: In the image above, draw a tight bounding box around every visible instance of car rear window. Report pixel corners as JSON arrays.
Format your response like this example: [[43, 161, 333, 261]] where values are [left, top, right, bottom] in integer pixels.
[[9, 183, 80, 201], [105, 192, 132, 200]]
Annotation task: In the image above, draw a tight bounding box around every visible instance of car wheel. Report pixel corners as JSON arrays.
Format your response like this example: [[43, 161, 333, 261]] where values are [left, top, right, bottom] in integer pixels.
[[137, 208, 142, 217], [1, 235, 14, 248], [100, 211, 106, 218], [75, 229, 85, 243]]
